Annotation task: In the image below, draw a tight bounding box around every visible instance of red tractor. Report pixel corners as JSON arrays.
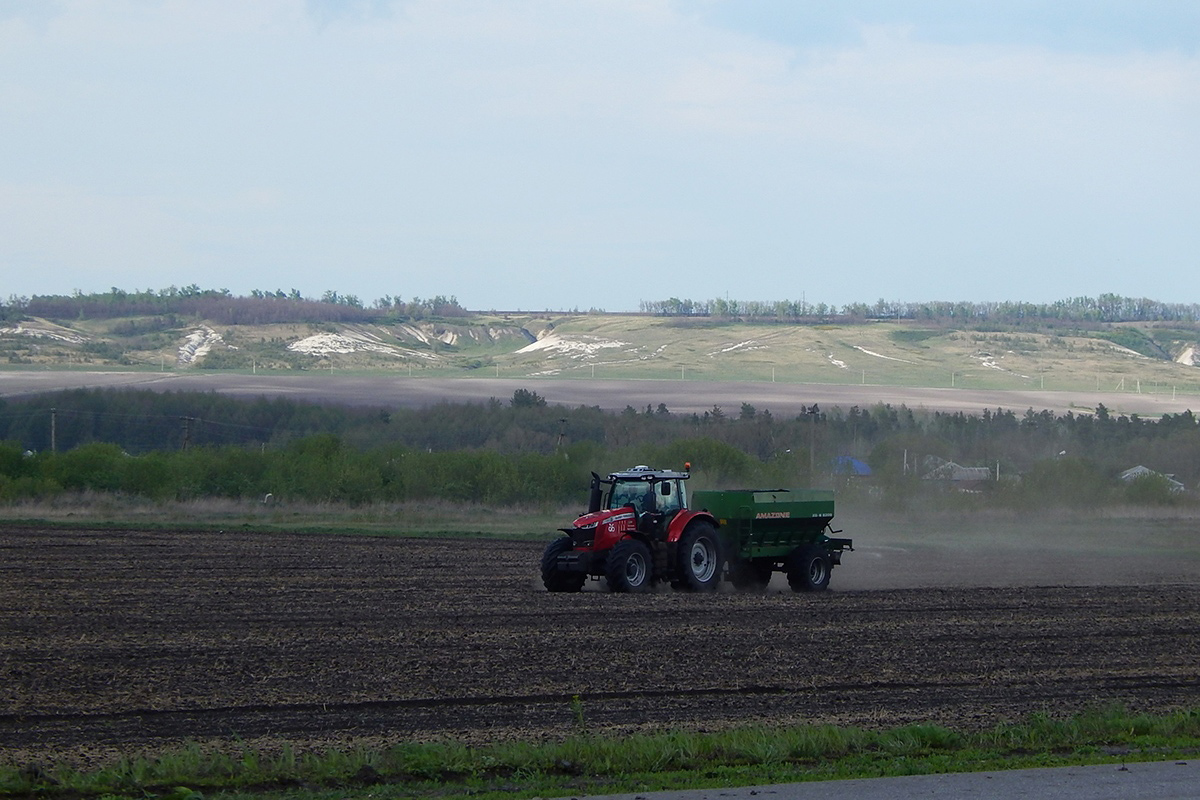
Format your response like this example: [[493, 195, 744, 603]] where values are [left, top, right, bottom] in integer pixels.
[[540, 464, 722, 593]]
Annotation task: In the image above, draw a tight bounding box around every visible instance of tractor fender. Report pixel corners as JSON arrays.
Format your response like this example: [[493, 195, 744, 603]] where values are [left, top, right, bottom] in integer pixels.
[[666, 510, 717, 543]]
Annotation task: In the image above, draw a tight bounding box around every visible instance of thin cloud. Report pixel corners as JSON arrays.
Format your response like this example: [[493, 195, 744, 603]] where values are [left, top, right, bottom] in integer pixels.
[[0, 1, 1196, 309]]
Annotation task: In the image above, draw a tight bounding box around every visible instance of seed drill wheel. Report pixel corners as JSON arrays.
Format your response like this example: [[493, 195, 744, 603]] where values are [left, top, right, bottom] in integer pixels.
[[786, 544, 832, 592], [674, 522, 722, 592], [729, 560, 773, 591], [540, 537, 585, 592], [606, 539, 654, 593]]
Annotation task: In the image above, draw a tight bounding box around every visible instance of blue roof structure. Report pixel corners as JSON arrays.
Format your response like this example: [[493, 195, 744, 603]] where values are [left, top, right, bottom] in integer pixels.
[[832, 456, 872, 477]]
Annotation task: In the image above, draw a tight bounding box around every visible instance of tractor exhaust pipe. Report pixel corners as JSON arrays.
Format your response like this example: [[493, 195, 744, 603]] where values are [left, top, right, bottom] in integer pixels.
[[588, 472, 603, 513]]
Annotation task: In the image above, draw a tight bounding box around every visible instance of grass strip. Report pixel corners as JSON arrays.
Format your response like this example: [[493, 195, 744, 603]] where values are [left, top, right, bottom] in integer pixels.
[[0, 499, 569, 539], [0, 516, 541, 541], [2, 705, 1198, 800]]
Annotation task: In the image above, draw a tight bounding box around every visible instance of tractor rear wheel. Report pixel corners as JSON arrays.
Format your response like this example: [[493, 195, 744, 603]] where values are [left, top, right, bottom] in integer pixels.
[[674, 522, 723, 592], [786, 544, 831, 592], [541, 537, 585, 593], [606, 539, 653, 593], [729, 560, 773, 591]]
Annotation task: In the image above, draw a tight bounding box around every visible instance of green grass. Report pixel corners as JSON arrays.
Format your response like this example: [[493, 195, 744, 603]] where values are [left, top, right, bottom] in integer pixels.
[[3, 706, 1197, 800], [888, 328, 945, 344]]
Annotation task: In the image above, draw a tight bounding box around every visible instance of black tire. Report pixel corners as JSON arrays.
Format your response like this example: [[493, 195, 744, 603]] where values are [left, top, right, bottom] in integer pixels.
[[729, 560, 773, 591], [786, 544, 832, 592], [674, 522, 723, 592], [605, 539, 654, 593], [541, 538, 585, 593]]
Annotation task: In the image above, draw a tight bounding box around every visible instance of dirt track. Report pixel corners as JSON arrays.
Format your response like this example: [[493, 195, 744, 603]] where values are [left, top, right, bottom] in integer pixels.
[[2, 526, 1198, 767], [1, 371, 1196, 417]]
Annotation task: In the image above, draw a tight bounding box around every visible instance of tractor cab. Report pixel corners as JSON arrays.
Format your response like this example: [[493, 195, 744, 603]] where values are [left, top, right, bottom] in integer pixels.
[[597, 465, 688, 532]]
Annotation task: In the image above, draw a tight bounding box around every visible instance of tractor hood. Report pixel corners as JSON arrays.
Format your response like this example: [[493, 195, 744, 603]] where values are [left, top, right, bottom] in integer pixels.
[[570, 507, 635, 530]]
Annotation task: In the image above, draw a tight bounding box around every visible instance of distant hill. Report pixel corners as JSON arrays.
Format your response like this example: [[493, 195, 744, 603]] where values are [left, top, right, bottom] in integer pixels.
[[2, 311, 1199, 398], [2, 289, 1199, 396]]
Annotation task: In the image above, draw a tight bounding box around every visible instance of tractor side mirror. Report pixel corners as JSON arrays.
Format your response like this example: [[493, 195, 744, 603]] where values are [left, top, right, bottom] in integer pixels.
[[660, 482, 671, 496]]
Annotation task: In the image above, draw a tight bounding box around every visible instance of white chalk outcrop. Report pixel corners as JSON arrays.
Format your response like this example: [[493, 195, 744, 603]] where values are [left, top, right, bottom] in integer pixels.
[[0, 321, 87, 344], [516, 333, 627, 359], [288, 328, 437, 360], [178, 326, 232, 364]]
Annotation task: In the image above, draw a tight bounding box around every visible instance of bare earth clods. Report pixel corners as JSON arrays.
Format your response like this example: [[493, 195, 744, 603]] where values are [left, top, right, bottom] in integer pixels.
[[1, 527, 1198, 766]]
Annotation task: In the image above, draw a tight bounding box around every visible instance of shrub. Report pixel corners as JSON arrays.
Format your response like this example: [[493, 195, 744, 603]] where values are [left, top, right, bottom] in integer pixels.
[[1008, 457, 1111, 508], [1123, 473, 1181, 506], [44, 442, 127, 492]]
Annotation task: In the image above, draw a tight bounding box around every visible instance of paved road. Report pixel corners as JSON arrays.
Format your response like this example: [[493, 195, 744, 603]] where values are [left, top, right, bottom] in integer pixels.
[[0, 371, 1195, 417], [565, 760, 1199, 800]]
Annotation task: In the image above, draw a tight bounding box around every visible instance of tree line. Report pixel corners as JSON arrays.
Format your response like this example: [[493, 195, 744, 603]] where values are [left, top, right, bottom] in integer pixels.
[[1, 286, 468, 325], [6, 287, 1199, 329], [0, 388, 1197, 510], [641, 294, 1200, 326]]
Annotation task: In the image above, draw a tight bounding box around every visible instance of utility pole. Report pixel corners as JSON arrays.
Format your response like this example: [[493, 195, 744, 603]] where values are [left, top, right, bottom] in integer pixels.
[[181, 416, 195, 450], [50, 407, 57, 453], [805, 404, 819, 479], [810, 411, 815, 478]]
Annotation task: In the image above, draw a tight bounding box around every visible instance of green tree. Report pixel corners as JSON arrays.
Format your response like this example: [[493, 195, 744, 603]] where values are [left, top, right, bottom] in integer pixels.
[[511, 389, 547, 408]]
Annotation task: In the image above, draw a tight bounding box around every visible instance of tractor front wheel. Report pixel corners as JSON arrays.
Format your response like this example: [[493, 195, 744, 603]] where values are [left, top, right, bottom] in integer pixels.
[[786, 544, 831, 592], [541, 537, 585, 593], [606, 539, 654, 593], [674, 522, 723, 592]]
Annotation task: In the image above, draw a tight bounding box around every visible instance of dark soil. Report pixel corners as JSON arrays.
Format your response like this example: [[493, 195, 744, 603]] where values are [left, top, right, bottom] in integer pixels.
[[2, 526, 1197, 767]]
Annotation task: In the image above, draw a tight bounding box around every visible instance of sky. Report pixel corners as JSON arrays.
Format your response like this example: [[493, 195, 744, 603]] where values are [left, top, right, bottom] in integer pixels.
[[1, 0, 1198, 312]]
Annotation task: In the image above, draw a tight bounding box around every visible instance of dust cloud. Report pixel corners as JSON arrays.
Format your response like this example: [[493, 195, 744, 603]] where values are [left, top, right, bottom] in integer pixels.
[[535, 510, 1199, 593], [829, 510, 1200, 591]]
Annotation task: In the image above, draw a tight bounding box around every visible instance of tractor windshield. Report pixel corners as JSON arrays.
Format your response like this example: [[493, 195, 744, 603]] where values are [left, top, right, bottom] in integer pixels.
[[609, 480, 654, 512], [608, 478, 686, 514]]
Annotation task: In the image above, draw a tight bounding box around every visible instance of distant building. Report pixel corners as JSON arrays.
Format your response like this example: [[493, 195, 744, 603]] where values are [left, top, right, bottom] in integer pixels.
[[921, 456, 993, 490], [923, 461, 993, 482], [1119, 465, 1185, 493]]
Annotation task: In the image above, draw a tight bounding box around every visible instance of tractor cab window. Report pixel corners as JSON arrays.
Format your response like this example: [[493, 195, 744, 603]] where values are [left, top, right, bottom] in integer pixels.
[[658, 479, 684, 514]]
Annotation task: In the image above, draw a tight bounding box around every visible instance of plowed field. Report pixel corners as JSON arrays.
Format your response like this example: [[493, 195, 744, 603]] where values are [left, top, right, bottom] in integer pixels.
[[2, 526, 1198, 767]]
